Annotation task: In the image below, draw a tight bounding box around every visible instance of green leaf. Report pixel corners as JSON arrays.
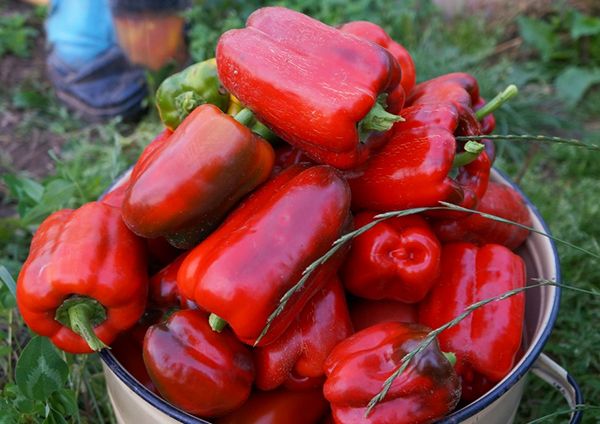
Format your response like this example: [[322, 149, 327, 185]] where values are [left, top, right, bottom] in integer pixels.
[[3, 174, 44, 204], [0, 399, 20, 424], [15, 337, 69, 401], [48, 389, 79, 419], [517, 15, 558, 62], [43, 408, 68, 424], [0, 266, 16, 301], [21, 179, 76, 225], [12, 89, 50, 110], [570, 11, 600, 39], [555, 66, 600, 108]]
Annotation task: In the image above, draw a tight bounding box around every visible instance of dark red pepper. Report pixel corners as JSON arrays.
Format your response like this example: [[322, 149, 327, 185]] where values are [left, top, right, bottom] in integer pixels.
[[324, 322, 461, 423], [349, 298, 418, 332], [143, 309, 255, 417], [342, 212, 441, 303], [216, 388, 329, 424], [254, 276, 353, 390], [432, 182, 532, 250], [217, 7, 403, 169], [418, 243, 526, 401], [122, 104, 274, 248]]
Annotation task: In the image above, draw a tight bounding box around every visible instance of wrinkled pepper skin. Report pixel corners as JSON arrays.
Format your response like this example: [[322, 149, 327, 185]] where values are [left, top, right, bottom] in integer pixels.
[[349, 298, 418, 332], [342, 213, 441, 303], [345, 102, 491, 212], [216, 389, 329, 424], [339, 21, 416, 95], [324, 322, 461, 424], [433, 182, 532, 250], [217, 7, 401, 169], [17, 202, 148, 353], [155, 58, 230, 130], [178, 164, 352, 346], [419, 243, 525, 401], [122, 104, 275, 249], [254, 277, 353, 390], [143, 309, 255, 417]]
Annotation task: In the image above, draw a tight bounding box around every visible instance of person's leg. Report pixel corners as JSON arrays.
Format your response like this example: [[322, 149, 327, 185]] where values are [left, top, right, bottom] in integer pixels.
[[46, 0, 147, 121]]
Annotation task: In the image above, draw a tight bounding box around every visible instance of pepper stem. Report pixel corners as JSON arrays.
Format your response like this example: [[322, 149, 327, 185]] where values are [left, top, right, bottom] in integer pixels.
[[234, 108, 256, 127], [475, 84, 519, 120], [55, 297, 108, 351], [443, 351, 457, 366], [208, 313, 228, 333], [175, 91, 205, 122], [452, 141, 485, 168], [358, 100, 404, 143]]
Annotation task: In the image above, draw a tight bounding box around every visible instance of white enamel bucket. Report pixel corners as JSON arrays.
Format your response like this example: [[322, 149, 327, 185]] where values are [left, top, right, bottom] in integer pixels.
[[100, 168, 583, 424]]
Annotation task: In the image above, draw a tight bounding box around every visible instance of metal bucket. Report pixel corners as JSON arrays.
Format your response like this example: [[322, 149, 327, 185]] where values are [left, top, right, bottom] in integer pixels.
[[100, 169, 583, 423]]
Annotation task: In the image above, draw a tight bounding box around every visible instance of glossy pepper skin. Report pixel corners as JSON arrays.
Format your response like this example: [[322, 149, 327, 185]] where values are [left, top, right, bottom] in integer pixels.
[[216, 389, 329, 424], [419, 243, 526, 401], [155, 58, 230, 130], [350, 298, 418, 332], [17, 202, 148, 353], [254, 277, 353, 390], [339, 21, 416, 96], [178, 164, 352, 346], [345, 100, 491, 213], [342, 213, 441, 303], [324, 322, 461, 424], [143, 309, 254, 417], [433, 182, 532, 250], [217, 7, 402, 169], [122, 104, 275, 249]]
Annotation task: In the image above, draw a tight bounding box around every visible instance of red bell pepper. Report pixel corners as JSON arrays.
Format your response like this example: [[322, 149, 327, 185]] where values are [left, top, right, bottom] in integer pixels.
[[143, 309, 255, 417], [122, 104, 275, 249], [178, 164, 352, 346], [418, 243, 526, 401], [216, 388, 329, 424], [324, 322, 461, 423], [217, 7, 403, 169], [254, 276, 353, 390], [339, 20, 416, 96], [349, 298, 418, 332], [341, 212, 441, 303], [149, 254, 196, 309], [432, 182, 532, 250], [17, 202, 148, 353], [345, 102, 491, 213]]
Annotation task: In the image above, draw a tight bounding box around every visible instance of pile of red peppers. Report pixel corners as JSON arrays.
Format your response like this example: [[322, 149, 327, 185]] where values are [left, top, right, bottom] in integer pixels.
[[16, 6, 538, 424]]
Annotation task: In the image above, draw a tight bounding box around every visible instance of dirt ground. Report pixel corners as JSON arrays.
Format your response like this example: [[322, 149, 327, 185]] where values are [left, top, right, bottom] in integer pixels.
[[0, 2, 65, 180]]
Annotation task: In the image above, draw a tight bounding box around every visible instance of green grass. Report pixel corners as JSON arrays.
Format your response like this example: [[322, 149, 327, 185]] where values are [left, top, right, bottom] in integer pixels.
[[1, 0, 600, 422]]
